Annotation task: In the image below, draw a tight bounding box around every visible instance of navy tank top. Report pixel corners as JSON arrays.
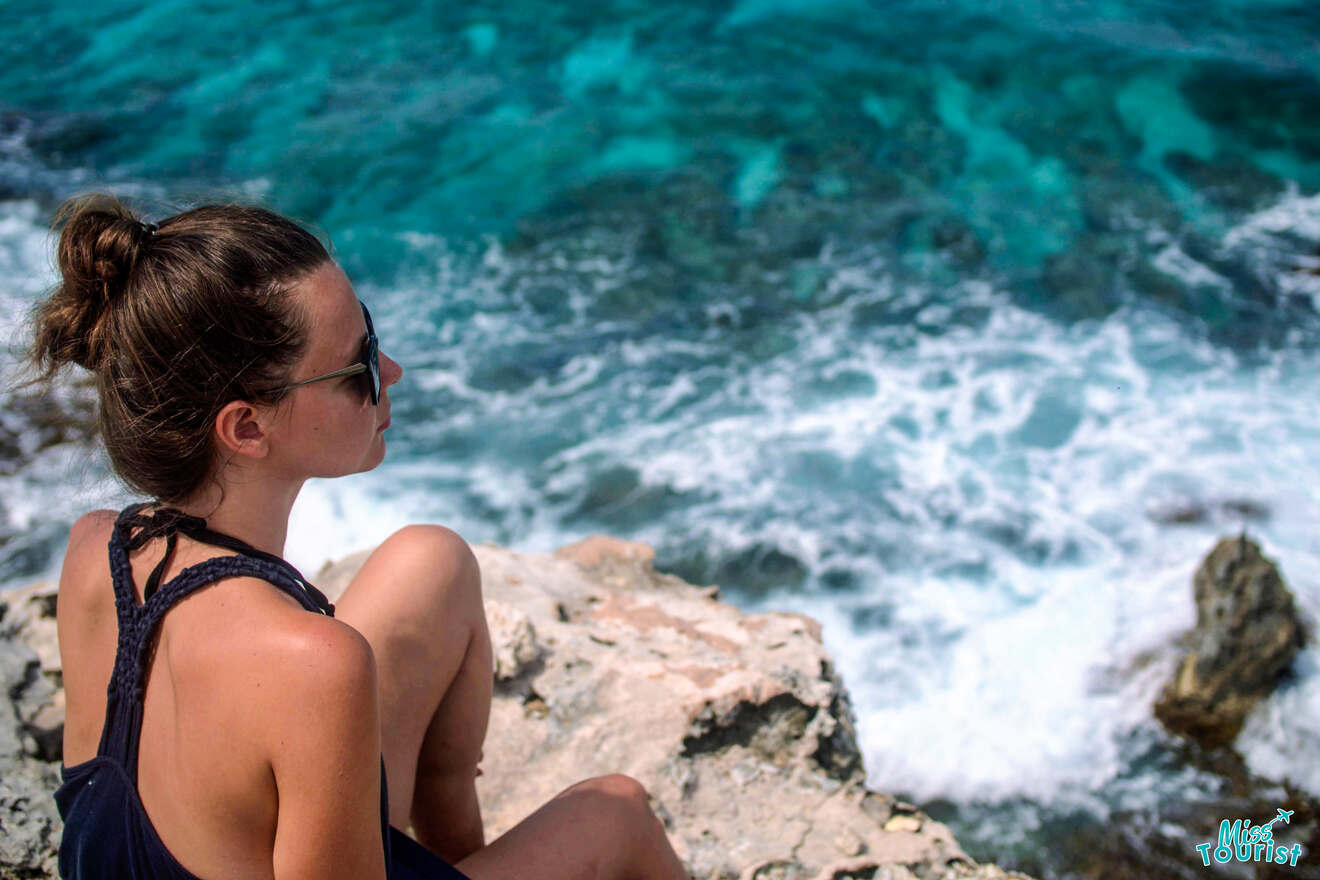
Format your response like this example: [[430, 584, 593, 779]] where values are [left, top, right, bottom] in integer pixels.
[[54, 502, 470, 880]]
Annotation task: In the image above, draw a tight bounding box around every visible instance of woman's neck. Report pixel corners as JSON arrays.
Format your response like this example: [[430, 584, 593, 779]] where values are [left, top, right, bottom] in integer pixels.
[[170, 476, 304, 559]]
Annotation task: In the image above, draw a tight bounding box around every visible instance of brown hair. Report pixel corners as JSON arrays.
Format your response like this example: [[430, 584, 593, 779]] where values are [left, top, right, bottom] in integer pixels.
[[27, 194, 331, 503]]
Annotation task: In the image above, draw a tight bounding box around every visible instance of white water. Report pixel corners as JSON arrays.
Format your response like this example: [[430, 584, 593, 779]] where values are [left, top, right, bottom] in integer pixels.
[[3, 186, 1320, 825]]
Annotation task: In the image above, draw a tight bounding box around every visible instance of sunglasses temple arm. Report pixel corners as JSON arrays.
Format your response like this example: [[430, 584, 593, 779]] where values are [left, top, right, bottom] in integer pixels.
[[285, 364, 369, 388]]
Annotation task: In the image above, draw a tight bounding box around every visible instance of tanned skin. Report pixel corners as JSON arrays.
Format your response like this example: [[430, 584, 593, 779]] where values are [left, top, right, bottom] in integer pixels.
[[58, 262, 690, 880]]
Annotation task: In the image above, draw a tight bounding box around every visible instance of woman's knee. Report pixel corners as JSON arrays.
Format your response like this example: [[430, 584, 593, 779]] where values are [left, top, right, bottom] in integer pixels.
[[377, 524, 483, 612], [560, 774, 656, 822], [583, 774, 650, 802], [556, 776, 675, 877]]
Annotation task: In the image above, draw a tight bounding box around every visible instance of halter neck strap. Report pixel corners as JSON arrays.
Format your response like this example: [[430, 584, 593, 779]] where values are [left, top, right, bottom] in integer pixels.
[[116, 502, 335, 614]]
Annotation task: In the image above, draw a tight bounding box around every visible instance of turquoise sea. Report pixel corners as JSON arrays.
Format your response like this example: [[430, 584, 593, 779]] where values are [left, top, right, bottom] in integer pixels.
[[3, 1, 1320, 876]]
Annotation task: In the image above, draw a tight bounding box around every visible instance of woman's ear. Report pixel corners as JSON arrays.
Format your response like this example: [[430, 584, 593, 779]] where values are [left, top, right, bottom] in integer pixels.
[[213, 400, 272, 461]]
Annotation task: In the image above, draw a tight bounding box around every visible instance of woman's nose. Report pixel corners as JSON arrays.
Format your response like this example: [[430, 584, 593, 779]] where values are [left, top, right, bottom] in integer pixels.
[[380, 351, 404, 389]]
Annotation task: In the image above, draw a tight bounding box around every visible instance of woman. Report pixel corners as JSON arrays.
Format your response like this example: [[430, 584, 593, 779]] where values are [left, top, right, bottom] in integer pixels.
[[29, 194, 690, 880]]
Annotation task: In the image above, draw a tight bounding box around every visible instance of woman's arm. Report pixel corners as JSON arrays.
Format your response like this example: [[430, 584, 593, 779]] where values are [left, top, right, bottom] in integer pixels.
[[259, 617, 388, 880]]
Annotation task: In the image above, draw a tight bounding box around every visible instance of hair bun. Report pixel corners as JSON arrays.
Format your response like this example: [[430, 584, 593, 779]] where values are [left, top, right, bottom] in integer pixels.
[[31, 195, 152, 372]]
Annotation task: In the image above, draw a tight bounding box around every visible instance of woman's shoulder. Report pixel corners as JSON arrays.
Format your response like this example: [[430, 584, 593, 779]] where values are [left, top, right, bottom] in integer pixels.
[[223, 598, 380, 770], [187, 580, 377, 707], [63, 508, 117, 567], [241, 598, 375, 676], [160, 561, 375, 681], [56, 509, 119, 617]]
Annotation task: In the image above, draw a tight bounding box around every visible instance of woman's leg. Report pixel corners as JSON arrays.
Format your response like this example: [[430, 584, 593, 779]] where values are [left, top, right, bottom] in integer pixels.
[[332, 528, 689, 877], [334, 524, 492, 862], [456, 775, 689, 880]]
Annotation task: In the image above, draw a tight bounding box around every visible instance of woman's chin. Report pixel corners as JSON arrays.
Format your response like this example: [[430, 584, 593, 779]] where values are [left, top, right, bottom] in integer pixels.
[[363, 434, 389, 469]]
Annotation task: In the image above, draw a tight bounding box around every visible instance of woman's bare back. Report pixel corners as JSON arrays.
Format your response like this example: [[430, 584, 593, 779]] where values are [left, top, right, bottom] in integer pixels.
[[58, 508, 386, 880]]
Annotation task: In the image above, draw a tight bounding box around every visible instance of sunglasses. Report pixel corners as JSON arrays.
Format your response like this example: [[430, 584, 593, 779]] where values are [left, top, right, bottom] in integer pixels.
[[281, 301, 381, 405]]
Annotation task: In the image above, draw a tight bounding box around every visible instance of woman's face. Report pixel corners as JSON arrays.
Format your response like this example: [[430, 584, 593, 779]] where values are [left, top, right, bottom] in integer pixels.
[[266, 261, 403, 479]]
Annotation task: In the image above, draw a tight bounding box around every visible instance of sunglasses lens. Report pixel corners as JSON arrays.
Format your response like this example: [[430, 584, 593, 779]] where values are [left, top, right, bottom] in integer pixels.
[[360, 303, 381, 406], [367, 338, 380, 405]]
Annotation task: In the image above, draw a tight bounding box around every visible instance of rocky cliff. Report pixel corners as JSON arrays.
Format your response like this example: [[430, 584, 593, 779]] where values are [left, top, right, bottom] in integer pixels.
[[0, 534, 1033, 880]]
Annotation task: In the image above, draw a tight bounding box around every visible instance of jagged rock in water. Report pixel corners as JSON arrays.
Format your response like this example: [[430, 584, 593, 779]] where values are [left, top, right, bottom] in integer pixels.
[[1154, 535, 1308, 749]]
